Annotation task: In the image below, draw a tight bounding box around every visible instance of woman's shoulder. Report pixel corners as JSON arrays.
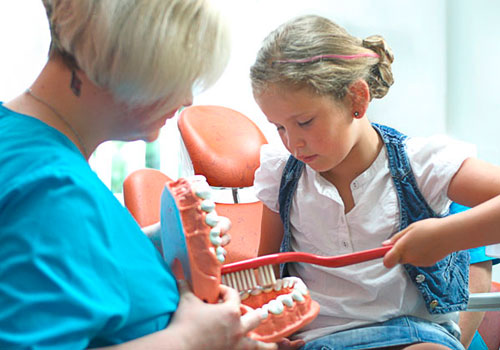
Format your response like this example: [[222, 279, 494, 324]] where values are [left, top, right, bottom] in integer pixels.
[[2, 147, 104, 202]]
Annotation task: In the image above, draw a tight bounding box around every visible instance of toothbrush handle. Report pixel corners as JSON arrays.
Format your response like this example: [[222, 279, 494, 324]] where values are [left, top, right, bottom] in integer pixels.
[[221, 245, 392, 274]]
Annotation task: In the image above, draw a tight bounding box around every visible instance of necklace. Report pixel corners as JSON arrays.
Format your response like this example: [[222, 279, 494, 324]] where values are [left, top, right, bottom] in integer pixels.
[[25, 88, 88, 159]]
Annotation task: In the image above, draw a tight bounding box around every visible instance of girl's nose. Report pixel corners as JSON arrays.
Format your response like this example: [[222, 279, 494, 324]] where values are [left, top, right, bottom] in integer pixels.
[[286, 132, 305, 152]]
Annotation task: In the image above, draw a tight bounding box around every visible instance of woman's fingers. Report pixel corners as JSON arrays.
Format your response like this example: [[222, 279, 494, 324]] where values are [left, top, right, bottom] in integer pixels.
[[217, 216, 232, 246], [236, 337, 278, 350], [176, 279, 190, 295], [240, 309, 265, 335], [218, 283, 243, 309], [221, 232, 231, 246], [217, 215, 232, 233], [277, 338, 306, 350]]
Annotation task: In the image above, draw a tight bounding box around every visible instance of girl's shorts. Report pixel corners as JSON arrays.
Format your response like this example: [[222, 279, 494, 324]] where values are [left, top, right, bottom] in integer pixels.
[[301, 315, 464, 350]]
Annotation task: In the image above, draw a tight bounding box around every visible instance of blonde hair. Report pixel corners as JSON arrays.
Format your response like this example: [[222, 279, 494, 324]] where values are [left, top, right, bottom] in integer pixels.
[[250, 15, 394, 101], [42, 0, 230, 110]]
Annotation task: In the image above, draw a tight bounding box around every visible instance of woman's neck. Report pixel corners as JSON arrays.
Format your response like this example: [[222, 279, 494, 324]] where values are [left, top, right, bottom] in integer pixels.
[[5, 59, 110, 160]]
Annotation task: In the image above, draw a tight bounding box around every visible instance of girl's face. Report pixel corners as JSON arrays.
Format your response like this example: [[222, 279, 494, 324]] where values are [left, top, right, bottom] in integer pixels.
[[255, 86, 361, 174]]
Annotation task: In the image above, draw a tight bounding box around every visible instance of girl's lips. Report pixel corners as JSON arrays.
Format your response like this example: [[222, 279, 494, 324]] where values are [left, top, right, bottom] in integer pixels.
[[299, 155, 318, 163]]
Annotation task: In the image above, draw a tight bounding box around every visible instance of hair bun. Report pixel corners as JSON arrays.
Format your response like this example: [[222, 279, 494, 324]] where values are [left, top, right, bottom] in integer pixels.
[[362, 35, 394, 64], [362, 35, 394, 99]]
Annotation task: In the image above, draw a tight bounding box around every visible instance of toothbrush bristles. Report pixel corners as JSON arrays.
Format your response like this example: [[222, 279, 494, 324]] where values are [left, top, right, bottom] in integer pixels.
[[221, 265, 276, 293], [257, 265, 276, 288]]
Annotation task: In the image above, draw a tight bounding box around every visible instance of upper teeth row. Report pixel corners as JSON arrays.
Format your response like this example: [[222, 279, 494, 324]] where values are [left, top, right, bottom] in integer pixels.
[[189, 176, 226, 263]]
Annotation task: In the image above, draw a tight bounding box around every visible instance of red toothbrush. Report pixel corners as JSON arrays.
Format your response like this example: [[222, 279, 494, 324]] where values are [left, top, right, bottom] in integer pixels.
[[160, 177, 392, 342], [221, 246, 392, 292]]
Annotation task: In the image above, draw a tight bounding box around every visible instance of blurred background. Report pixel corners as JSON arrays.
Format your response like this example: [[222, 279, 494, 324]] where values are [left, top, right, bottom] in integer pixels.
[[1, 0, 499, 276], [2, 0, 499, 189]]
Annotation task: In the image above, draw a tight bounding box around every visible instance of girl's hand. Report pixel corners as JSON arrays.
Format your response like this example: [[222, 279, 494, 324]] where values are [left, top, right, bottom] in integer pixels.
[[171, 280, 277, 350], [383, 217, 452, 268], [277, 338, 305, 350]]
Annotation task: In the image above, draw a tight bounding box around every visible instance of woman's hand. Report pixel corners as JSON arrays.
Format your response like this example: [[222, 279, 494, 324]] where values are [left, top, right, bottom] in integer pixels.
[[170, 280, 277, 350], [89, 281, 276, 350]]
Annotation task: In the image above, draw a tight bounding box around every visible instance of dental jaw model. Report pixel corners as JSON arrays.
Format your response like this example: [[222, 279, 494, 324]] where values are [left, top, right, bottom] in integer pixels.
[[160, 176, 320, 341], [161, 176, 222, 303], [239, 277, 320, 342]]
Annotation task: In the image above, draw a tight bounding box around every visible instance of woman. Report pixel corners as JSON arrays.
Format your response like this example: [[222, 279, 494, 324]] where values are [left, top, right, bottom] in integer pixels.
[[0, 1, 278, 349]]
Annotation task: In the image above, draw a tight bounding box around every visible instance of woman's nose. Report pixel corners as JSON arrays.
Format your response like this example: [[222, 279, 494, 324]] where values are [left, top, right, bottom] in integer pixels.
[[183, 92, 193, 107]]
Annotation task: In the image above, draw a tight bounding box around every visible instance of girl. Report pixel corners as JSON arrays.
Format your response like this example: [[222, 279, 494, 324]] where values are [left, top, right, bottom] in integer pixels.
[[249, 14, 500, 350], [0, 1, 276, 349]]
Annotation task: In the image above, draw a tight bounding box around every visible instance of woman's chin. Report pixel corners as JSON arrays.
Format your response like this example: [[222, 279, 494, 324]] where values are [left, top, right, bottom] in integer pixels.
[[142, 129, 161, 143]]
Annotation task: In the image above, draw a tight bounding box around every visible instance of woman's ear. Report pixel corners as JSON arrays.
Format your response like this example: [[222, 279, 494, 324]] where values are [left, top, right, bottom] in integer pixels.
[[348, 79, 370, 119]]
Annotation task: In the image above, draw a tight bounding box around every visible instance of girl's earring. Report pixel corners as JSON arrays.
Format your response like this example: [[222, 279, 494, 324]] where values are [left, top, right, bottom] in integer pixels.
[[354, 111, 360, 117]]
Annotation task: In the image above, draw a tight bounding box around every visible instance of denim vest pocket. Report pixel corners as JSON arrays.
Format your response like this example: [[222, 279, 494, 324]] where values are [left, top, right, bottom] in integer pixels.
[[404, 251, 469, 313]]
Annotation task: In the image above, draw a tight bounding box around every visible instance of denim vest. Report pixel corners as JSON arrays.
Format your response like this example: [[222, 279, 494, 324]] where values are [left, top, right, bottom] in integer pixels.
[[278, 123, 469, 314]]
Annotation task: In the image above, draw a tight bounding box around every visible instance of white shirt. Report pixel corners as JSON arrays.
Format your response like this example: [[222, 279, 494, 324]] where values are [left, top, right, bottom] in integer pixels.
[[254, 134, 475, 341]]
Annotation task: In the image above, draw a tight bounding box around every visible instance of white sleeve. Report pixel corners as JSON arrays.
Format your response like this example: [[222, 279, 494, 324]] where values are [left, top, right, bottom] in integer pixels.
[[406, 135, 477, 215], [253, 144, 290, 213]]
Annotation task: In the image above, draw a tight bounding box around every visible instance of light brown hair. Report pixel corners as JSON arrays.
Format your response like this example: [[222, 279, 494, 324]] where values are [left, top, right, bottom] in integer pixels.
[[250, 15, 394, 101]]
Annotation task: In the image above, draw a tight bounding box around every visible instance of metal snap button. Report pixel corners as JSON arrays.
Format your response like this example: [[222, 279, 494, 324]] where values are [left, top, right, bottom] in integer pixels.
[[415, 274, 425, 283]]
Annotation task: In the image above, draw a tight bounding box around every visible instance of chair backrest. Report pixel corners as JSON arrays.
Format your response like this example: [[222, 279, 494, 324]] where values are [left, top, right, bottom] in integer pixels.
[[216, 201, 263, 263], [123, 168, 172, 227], [178, 105, 267, 188], [178, 105, 268, 261]]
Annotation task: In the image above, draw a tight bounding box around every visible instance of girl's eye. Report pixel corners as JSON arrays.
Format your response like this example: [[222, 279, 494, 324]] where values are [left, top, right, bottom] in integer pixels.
[[276, 125, 285, 132], [298, 118, 313, 127]]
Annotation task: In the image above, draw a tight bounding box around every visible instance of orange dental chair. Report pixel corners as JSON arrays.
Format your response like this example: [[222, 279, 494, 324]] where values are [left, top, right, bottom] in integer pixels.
[[123, 168, 171, 228], [177, 105, 268, 263], [124, 105, 267, 267]]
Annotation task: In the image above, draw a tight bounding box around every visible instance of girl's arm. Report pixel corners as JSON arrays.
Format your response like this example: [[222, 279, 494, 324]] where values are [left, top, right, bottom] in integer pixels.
[[259, 206, 285, 256], [384, 157, 500, 267], [258, 206, 285, 278]]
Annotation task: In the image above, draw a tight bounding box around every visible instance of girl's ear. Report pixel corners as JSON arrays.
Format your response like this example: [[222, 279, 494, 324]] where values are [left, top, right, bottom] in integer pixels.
[[348, 79, 370, 119]]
